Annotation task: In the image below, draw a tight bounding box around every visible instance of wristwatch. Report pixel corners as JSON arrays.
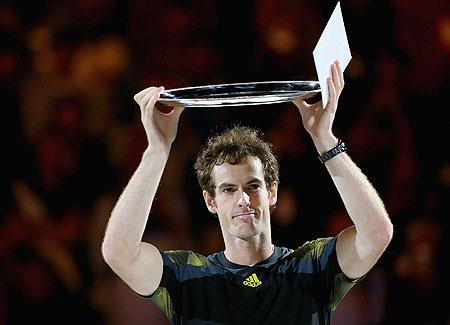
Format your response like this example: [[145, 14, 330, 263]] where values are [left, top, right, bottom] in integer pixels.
[[318, 139, 347, 163]]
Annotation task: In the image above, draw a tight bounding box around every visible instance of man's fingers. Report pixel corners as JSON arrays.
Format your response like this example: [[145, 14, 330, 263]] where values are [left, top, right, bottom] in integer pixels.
[[326, 76, 337, 111], [140, 89, 157, 114], [134, 87, 155, 104], [133, 86, 163, 104], [293, 97, 310, 110], [331, 62, 341, 90], [293, 96, 323, 110], [336, 60, 344, 88], [144, 87, 164, 116], [137, 86, 164, 117]]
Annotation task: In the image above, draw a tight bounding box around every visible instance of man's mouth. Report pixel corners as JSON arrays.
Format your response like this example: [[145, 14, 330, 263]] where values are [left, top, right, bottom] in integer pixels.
[[233, 211, 256, 219]]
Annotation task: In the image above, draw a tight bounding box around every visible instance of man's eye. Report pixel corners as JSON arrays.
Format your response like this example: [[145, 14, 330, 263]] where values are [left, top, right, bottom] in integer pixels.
[[223, 188, 235, 193], [248, 184, 260, 191]]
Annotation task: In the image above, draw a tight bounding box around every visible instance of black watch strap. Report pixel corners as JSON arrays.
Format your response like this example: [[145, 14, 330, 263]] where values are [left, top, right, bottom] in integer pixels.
[[318, 139, 347, 163]]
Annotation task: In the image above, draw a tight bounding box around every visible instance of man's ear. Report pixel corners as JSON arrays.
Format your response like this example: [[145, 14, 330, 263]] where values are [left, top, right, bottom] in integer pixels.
[[268, 182, 278, 207], [203, 190, 217, 214]]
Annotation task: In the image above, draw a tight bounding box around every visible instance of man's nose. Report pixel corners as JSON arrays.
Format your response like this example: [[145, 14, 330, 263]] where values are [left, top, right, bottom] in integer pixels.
[[237, 189, 250, 207]]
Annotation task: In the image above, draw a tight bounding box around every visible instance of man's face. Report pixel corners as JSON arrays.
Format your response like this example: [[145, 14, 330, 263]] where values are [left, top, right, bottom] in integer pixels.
[[203, 156, 278, 241]]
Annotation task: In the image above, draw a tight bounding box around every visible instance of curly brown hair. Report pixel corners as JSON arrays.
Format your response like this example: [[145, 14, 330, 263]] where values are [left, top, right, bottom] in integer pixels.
[[194, 126, 279, 197]]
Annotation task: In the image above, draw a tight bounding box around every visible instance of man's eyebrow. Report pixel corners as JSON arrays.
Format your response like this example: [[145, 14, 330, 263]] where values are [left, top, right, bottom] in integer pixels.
[[246, 178, 264, 185], [217, 178, 263, 189], [217, 183, 236, 190]]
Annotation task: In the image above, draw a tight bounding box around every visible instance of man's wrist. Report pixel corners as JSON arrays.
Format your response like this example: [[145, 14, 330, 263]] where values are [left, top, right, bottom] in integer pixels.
[[312, 134, 338, 155], [318, 139, 347, 163], [143, 144, 171, 161]]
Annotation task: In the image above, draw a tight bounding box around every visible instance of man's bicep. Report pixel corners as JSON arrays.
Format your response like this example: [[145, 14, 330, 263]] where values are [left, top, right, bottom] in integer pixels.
[[114, 242, 164, 296]]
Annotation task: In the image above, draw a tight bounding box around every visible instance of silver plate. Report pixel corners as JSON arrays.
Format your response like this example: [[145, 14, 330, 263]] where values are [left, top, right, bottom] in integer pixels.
[[157, 81, 321, 107]]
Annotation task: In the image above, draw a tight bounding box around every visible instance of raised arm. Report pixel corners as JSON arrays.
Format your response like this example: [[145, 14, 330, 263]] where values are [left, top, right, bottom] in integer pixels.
[[101, 86, 184, 295], [293, 61, 393, 279]]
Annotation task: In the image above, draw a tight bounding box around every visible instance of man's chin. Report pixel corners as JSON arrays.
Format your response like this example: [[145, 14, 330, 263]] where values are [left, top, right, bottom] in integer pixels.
[[233, 226, 259, 240]]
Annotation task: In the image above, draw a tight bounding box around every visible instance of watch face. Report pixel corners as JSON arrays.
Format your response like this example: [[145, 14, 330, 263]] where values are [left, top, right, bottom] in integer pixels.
[[157, 81, 321, 107]]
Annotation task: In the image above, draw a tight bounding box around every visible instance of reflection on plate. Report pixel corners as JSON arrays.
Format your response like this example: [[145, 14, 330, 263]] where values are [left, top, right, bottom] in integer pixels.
[[157, 81, 321, 107]]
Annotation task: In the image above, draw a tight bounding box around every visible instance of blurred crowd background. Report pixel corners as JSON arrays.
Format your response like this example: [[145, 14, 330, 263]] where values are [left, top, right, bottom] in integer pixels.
[[1, 0, 449, 324]]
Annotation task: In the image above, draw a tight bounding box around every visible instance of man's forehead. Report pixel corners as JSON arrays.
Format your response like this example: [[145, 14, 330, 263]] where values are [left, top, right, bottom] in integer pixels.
[[212, 156, 264, 184]]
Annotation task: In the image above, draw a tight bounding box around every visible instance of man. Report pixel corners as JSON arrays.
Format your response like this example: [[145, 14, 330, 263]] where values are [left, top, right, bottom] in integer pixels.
[[102, 61, 393, 324]]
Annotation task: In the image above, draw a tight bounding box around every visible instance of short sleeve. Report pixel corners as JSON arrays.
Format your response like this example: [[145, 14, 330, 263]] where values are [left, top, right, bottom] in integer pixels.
[[143, 250, 210, 321], [293, 237, 363, 310]]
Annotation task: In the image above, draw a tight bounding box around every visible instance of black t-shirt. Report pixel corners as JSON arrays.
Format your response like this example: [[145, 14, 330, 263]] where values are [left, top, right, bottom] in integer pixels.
[[144, 237, 360, 324]]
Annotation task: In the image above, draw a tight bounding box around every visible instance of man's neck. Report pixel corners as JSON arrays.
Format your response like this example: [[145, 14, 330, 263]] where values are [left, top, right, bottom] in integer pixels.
[[223, 235, 274, 266]]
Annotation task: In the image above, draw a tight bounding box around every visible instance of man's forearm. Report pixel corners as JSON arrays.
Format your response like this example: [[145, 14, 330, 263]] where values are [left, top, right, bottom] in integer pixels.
[[314, 136, 393, 244], [102, 146, 170, 267], [326, 153, 392, 241]]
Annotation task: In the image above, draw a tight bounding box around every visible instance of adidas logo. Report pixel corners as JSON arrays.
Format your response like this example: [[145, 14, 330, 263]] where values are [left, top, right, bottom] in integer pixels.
[[243, 273, 262, 288]]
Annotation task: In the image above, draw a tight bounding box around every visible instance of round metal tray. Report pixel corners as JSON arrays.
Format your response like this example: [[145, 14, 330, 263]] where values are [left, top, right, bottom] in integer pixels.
[[157, 81, 321, 107]]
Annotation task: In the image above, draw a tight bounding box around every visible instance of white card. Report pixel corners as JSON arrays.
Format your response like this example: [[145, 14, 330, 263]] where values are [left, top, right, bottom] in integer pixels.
[[313, 2, 351, 108]]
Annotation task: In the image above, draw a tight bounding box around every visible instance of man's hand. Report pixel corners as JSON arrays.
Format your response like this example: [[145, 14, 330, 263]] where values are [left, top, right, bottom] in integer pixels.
[[293, 60, 344, 143], [134, 86, 185, 149]]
